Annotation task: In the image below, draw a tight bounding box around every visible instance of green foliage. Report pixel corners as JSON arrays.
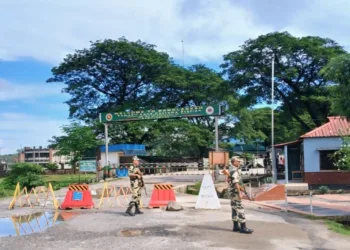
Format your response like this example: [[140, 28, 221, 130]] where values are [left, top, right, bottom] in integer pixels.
[[241, 153, 254, 160], [49, 122, 100, 171], [325, 220, 350, 236], [318, 185, 329, 194], [186, 182, 202, 195], [219, 142, 235, 151], [3, 163, 44, 189], [47, 37, 173, 122], [331, 136, 350, 171], [336, 189, 344, 194], [222, 32, 346, 130], [321, 54, 350, 118], [47, 38, 231, 158], [45, 163, 59, 173], [262, 177, 275, 184]]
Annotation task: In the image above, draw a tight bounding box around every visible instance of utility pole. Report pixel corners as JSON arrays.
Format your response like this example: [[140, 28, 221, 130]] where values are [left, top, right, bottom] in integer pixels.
[[182, 40, 185, 67], [271, 54, 277, 182]]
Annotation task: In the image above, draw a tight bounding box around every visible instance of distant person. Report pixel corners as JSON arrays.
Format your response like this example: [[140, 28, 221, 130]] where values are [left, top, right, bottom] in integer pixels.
[[228, 156, 253, 234], [125, 156, 144, 216]]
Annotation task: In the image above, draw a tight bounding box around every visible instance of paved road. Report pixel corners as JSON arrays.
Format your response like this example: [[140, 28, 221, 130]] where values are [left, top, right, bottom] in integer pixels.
[[0, 175, 204, 217], [256, 194, 350, 217], [1, 175, 349, 249], [1, 193, 349, 250]]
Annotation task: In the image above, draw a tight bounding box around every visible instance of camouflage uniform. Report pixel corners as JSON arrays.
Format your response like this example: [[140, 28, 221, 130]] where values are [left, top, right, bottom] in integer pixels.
[[229, 167, 246, 224], [128, 164, 142, 207], [125, 156, 144, 216]]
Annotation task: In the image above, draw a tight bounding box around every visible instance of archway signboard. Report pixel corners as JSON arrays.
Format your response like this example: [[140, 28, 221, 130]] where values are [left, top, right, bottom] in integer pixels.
[[99, 104, 222, 166], [99, 105, 221, 122]]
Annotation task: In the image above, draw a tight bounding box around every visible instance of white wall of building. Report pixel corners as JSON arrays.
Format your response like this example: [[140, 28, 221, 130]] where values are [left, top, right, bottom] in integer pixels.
[[52, 153, 72, 169], [100, 152, 120, 167], [303, 137, 342, 172]]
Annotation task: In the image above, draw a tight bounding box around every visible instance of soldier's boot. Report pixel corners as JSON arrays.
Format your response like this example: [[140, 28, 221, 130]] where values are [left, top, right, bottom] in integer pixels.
[[135, 203, 144, 214], [125, 203, 135, 216], [232, 221, 240, 232], [240, 223, 253, 234]]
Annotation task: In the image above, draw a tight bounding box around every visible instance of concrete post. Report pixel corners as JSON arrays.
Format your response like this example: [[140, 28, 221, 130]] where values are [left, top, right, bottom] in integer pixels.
[[284, 145, 289, 184]]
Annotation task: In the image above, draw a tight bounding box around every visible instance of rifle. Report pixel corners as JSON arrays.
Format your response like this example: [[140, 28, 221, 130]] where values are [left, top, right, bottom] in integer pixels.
[[139, 175, 147, 196], [222, 169, 251, 201]]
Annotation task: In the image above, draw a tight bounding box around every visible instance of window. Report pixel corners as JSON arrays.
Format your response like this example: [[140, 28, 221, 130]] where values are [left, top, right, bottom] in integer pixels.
[[319, 150, 338, 170]]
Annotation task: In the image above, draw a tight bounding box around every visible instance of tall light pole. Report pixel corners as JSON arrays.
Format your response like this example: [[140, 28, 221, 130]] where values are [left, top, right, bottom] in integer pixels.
[[182, 40, 185, 67], [271, 54, 277, 182]]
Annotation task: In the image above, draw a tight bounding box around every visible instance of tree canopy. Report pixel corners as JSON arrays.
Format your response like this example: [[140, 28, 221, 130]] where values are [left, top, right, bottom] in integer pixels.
[[48, 38, 230, 157], [47, 33, 349, 157], [48, 122, 100, 170], [321, 53, 350, 119], [47, 38, 173, 122], [221, 32, 346, 131]]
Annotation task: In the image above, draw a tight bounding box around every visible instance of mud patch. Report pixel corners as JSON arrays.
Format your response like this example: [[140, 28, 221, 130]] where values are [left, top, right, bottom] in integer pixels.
[[119, 229, 145, 237]]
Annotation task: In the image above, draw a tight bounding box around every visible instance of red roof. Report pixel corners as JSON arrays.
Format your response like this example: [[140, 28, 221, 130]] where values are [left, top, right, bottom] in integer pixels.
[[274, 140, 302, 148], [300, 116, 350, 138]]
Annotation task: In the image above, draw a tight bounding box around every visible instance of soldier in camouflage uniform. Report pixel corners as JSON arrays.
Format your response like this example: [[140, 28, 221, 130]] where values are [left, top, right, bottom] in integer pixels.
[[125, 156, 144, 216], [229, 156, 253, 234]]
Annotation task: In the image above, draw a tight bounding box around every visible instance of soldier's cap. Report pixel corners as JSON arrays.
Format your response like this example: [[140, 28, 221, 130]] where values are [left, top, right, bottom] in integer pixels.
[[231, 156, 244, 162], [133, 156, 140, 161]]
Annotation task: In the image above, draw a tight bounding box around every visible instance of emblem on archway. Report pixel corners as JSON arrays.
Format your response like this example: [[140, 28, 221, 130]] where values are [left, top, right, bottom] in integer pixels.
[[205, 106, 214, 115], [105, 113, 113, 121]]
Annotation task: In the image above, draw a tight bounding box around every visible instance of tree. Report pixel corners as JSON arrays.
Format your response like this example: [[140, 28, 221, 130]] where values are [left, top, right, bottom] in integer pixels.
[[48, 122, 100, 172], [47, 37, 173, 122], [47, 37, 236, 157], [221, 32, 346, 131], [321, 54, 350, 118], [332, 136, 350, 171], [45, 163, 59, 174], [3, 163, 44, 189], [230, 106, 314, 147]]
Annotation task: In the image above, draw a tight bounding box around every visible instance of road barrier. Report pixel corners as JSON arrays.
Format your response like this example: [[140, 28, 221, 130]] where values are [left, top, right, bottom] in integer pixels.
[[8, 183, 59, 210], [97, 182, 131, 209], [148, 183, 176, 208], [60, 184, 94, 210]]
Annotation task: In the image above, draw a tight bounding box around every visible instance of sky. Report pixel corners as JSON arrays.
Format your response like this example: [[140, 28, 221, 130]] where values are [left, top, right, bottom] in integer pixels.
[[1, 0, 350, 154]]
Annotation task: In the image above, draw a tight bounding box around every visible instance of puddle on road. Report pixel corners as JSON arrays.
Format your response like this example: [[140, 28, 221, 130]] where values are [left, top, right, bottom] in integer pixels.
[[0, 211, 77, 238]]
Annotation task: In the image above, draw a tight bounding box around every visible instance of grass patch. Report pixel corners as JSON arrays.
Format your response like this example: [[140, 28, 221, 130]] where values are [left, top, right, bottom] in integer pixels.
[[186, 182, 202, 195], [0, 174, 98, 196], [325, 220, 350, 236], [43, 174, 96, 190], [0, 178, 13, 198], [0, 186, 14, 198]]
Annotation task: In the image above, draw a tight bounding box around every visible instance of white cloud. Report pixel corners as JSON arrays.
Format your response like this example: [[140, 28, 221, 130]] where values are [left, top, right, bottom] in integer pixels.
[[280, 0, 350, 49], [0, 0, 272, 64], [1, 0, 350, 66], [0, 78, 65, 101], [0, 112, 67, 154]]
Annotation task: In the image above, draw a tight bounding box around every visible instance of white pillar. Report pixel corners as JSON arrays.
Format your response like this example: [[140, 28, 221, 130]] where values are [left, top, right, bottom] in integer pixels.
[[284, 145, 289, 184], [104, 123, 109, 166], [215, 117, 219, 151]]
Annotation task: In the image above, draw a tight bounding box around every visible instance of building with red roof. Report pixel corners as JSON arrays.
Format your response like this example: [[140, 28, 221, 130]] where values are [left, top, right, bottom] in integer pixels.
[[274, 116, 350, 189]]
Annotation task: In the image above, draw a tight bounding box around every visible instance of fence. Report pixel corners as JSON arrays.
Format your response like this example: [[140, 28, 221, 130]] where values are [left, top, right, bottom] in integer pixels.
[[280, 190, 350, 217], [112, 162, 270, 178]]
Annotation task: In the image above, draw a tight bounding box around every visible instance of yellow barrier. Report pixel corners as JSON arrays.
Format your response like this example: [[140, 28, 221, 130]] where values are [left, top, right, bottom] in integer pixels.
[[8, 182, 59, 210], [97, 182, 131, 209]]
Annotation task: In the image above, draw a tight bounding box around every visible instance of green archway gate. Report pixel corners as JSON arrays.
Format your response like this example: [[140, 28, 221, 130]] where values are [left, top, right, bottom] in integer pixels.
[[99, 104, 222, 165]]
